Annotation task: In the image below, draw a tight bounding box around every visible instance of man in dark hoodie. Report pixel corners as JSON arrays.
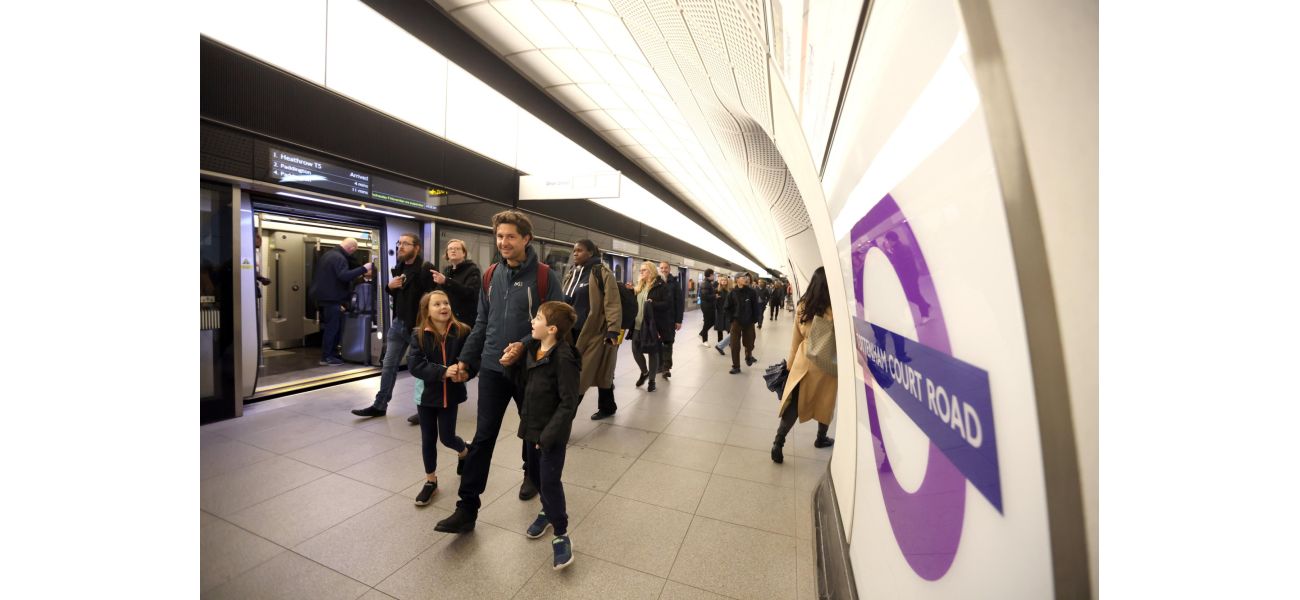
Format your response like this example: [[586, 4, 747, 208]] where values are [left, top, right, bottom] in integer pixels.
[[309, 237, 372, 365], [407, 238, 482, 426], [436, 210, 564, 534], [352, 233, 436, 418], [724, 272, 760, 374]]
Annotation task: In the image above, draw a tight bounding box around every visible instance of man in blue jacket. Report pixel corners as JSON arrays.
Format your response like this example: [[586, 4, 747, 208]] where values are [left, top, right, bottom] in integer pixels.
[[436, 210, 563, 534], [309, 237, 372, 365]]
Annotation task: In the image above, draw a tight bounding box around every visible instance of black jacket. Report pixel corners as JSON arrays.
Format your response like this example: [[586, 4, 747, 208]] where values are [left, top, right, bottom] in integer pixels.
[[699, 278, 717, 308], [769, 285, 786, 306], [408, 323, 475, 408], [724, 285, 761, 326], [309, 247, 368, 304], [458, 246, 563, 374], [664, 274, 685, 325], [714, 288, 731, 332], [437, 259, 481, 327], [647, 277, 676, 343], [388, 259, 437, 330], [507, 339, 582, 450]]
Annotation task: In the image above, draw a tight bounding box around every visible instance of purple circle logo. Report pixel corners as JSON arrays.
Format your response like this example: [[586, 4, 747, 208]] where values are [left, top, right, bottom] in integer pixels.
[[850, 194, 965, 580]]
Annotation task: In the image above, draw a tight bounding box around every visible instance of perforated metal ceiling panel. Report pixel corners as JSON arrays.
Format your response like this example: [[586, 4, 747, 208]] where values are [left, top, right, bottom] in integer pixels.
[[434, 0, 815, 263]]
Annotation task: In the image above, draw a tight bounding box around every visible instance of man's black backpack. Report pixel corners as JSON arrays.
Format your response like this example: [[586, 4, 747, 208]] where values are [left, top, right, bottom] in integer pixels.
[[593, 264, 638, 330]]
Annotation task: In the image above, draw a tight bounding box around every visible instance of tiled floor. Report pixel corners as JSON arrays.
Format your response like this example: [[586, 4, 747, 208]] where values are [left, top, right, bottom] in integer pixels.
[[201, 308, 830, 599]]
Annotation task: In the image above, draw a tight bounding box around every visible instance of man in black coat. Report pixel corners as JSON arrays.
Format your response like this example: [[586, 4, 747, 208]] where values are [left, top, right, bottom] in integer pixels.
[[698, 268, 717, 346], [353, 233, 436, 417], [657, 261, 685, 378], [723, 272, 760, 374], [309, 237, 372, 365]]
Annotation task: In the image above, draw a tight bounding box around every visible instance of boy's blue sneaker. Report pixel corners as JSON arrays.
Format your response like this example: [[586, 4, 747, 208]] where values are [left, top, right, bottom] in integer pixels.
[[526, 511, 551, 539], [552, 535, 574, 570]]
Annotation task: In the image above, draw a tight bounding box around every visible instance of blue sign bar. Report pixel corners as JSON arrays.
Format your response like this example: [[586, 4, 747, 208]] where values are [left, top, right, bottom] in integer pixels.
[[852, 317, 1003, 512]]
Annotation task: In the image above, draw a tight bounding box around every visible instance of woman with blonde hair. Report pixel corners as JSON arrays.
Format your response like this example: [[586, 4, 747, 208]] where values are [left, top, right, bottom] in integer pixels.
[[630, 260, 672, 392]]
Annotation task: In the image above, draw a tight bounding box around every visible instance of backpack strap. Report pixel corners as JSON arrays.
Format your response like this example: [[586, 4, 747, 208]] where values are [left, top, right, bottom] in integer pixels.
[[482, 262, 498, 295], [538, 263, 549, 299]]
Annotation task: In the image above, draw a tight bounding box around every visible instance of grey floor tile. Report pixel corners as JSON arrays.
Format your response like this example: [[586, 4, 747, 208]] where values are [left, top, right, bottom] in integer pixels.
[[789, 427, 836, 460], [204, 550, 369, 600], [287, 429, 409, 472], [490, 432, 526, 470], [712, 445, 794, 488], [234, 414, 355, 454], [669, 516, 796, 600], [678, 401, 739, 423], [338, 443, 428, 493], [358, 589, 399, 600], [478, 482, 604, 536], [201, 510, 219, 527], [513, 551, 665, 600], [733, 408, 779, 430], [566, 416, 603, 445], [627, 395, 691, 416], [359, 415, 425, 444], [646, 383, 704, 405], [687, 387, 744, 409], [200, 518, 285, 592], [663, 415, 732, 444], [569, 494, 692, 578], [407, 464, 524, 513], [201, 456, 329, 517], [201, 437, 276, 481], [639, 434, 724, 474], [227, 474, 391, 547], [575, 424, 659, 458], [202, 407, 313, 439], [695, 474, 796, 536], [791, 457, 828, 495], [605, 407, 677, 433], [796, 535, 816, 600], [658, 580, 732, 600], [726, 423, 778, 452], [609, 460, 710, 514], [560, 446, 636, 492], [375, 522, 550, 600], [295, 494, 452, 586]]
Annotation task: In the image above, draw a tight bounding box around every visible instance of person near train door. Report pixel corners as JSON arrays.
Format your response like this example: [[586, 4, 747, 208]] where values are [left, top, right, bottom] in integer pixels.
[[309, 237, 372, 366], [561, 239, 622, 421], [698, 269, 717, 346], [408, 238, 481, 426], [352, 232, 435, 417], [657, 261, 684, 379], [435, 210, 563, 534]]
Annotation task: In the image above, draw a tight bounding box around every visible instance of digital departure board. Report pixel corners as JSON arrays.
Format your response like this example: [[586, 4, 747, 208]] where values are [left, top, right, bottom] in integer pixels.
[[270, 148, 371, 197]]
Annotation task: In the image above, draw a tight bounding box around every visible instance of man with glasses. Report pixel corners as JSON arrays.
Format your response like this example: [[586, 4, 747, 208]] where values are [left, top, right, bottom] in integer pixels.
[[352, 233, 436, 417]]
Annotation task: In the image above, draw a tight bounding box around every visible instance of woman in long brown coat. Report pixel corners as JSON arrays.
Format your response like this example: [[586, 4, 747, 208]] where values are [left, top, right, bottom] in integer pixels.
[[772, 267, 836, 463], [560, 240, 623, 420]]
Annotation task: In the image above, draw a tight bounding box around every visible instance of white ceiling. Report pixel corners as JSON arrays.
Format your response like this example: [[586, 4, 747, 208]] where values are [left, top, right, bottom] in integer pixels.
[[432, 0, 814, 273]]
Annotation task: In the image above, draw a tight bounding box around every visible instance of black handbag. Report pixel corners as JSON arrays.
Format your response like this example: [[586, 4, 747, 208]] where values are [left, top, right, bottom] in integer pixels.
[[763, 359, 789, 395], [635, 300, 663, 351]]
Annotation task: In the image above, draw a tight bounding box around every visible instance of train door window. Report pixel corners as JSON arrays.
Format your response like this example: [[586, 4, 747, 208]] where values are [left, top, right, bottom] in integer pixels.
[[200, 182, 235, 424]]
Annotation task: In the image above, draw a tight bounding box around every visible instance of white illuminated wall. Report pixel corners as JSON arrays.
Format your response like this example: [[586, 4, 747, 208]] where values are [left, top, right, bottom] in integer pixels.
[[200, 0, 763, 274]]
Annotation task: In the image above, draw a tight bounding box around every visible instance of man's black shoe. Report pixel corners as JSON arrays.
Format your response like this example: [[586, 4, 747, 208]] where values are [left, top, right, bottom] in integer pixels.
[[407, 413, 420, 425], [662, 370, 671, 379], [636, 371, 649, 387], [745, 356, 757, 367], [591, 411, 614, 420], [434, 508, 477, 533], [519, 476, 539, 500], [729, 366, 741, 374], [351, 406, 386, 418]]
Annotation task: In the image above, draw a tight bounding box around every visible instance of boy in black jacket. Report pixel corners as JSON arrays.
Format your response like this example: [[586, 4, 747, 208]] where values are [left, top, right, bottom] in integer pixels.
[[500, 300, 581, 571]]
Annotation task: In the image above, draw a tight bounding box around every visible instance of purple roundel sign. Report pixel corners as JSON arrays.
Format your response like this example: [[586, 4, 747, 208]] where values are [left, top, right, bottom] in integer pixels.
[[850, 194, 967, 580]]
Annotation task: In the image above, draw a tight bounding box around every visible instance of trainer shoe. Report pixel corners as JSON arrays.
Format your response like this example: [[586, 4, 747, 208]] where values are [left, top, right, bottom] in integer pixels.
[[433, 508, 477, 533], [351, 406, 386, 418], [526, 511, 552, 539], [552, 536, 575, 570], [324, 357, 346, 365], [590, 411, 614, 420], [745, 356, 757, 367], [414, 481, 437, 506], [729, 366, 741, 374], [407, 413, 420, 425]]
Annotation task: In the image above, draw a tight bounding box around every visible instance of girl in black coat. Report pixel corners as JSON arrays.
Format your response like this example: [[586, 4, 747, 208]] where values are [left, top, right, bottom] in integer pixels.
[[408, 291, 474, 506]]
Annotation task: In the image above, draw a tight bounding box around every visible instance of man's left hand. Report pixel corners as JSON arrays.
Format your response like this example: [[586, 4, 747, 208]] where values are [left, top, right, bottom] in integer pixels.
[[675, 323, 682, 331]]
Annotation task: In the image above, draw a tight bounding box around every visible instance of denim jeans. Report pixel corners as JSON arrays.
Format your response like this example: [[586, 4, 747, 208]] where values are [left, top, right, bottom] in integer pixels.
[[371, 318, 411, 411], [319, 302, 345, 360]]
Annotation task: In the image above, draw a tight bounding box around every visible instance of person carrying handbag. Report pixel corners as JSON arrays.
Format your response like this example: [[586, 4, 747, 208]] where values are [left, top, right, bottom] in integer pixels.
[[771, 267, 837, 463], [629, 260, 670, 392]]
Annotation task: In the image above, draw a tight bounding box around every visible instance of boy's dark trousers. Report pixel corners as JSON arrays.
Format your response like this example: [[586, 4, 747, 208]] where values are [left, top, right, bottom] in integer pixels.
[[456, 369, 527, 513], [525, 442, 569, 535]]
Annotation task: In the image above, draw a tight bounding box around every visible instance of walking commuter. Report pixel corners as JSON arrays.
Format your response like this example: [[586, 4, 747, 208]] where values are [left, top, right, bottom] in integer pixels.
[[697, 269, 717, 346], [560, 240, 623, 420], [309, 237, 372, 365], [723, 273, 760, 373], [409, 239, 481, 425], [769, 280, 786, 321], [657, 261, 684, 378], [712, 275, 731, 351], [771, 267, 837, 463], [407, 291, 472, 505], [755, 281, 770, 330], [630, 261, 671, 392], [352, 233, 435, 417], [435, 210, 563, 534], [499, 301, 581, 570]]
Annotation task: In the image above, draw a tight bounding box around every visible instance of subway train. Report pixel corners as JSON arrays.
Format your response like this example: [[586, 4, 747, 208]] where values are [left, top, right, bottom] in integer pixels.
[[199, 0, 1097, 598]]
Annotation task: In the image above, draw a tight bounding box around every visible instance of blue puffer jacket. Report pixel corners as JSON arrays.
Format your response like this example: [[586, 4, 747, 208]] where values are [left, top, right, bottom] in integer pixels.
[[457, 246, 563, 374]]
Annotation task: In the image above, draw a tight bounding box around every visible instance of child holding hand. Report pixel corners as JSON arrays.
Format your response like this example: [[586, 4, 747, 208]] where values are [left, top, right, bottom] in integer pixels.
[[408, 291, 473, 506], [500, 300, 581, 570]]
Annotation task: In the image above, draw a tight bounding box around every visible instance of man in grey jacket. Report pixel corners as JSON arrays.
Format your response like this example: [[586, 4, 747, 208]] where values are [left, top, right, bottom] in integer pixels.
[[436, 210, 563, 534]]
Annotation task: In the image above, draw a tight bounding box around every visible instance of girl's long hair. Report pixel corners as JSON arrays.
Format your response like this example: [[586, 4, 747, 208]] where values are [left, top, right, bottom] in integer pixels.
[[635, 260, 661, 294], [798, 267, 831, 324], [414, 290, 470, 351], [717, 276, 731, 293]]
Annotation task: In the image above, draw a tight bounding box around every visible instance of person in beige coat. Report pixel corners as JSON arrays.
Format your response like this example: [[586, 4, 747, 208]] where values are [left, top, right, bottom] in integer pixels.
[[560, 240, 623, 420], [772, 267, 836, 464]]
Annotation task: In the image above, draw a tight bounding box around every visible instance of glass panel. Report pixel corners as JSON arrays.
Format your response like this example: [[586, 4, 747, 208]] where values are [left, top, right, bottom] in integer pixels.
[[200, 182, 235, 424]]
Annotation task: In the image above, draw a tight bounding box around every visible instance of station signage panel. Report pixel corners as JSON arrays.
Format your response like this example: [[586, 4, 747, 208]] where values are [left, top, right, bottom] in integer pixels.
[[267, 147, 447, 212]]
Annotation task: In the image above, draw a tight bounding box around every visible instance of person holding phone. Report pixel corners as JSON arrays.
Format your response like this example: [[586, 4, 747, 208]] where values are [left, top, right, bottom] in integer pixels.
[[352, 233, 436, 418]]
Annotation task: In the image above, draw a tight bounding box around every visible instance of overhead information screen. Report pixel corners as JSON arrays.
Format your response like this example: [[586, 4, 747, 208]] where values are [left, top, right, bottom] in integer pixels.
[[270, 148, 371, 197]]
